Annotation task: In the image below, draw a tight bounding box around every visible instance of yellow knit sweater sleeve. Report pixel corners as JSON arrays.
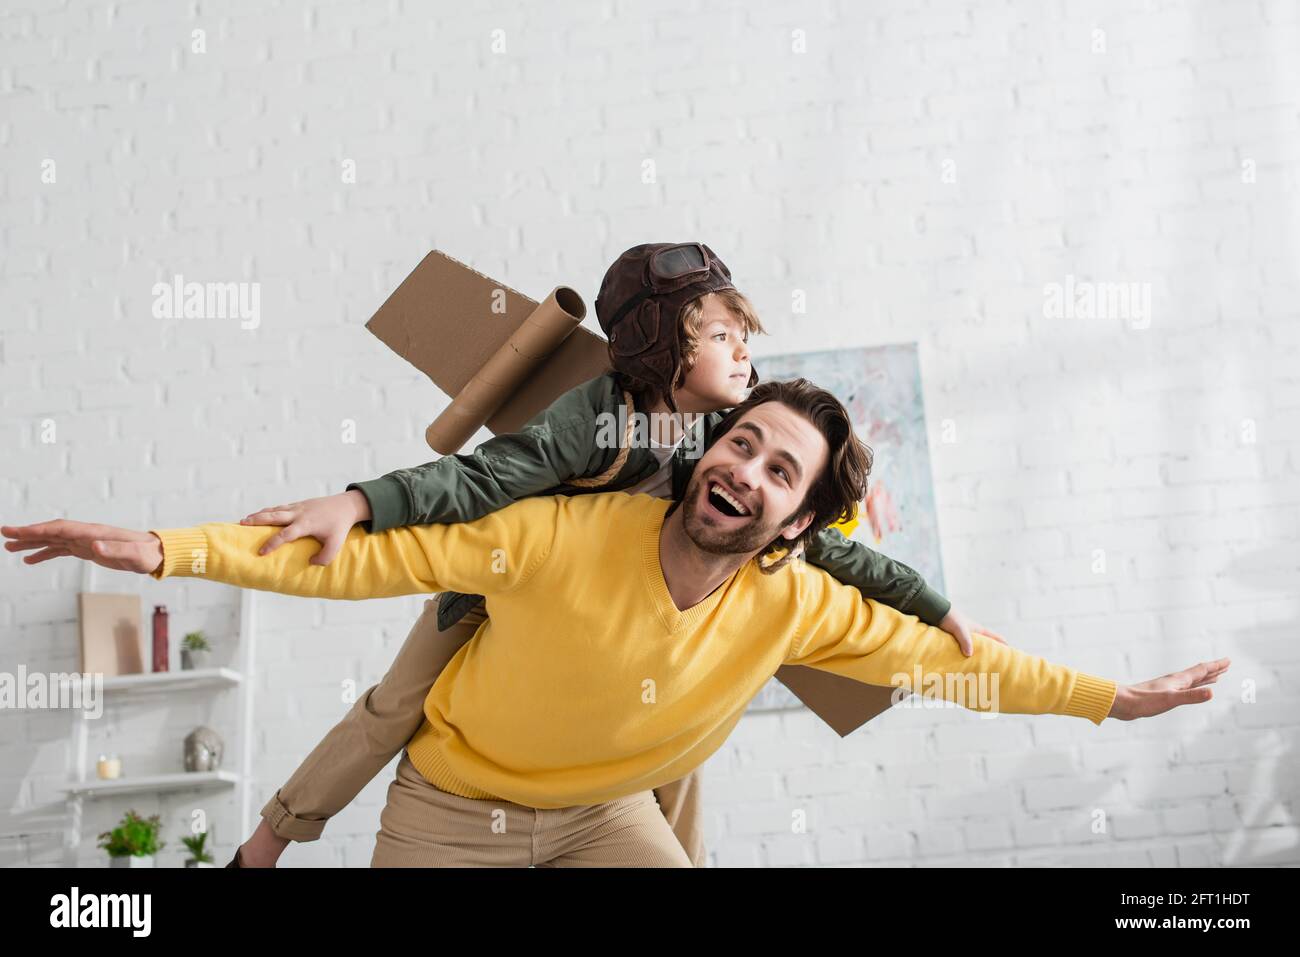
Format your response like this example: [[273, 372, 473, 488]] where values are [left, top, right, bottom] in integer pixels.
[[146, 495, 561, 600], [784, 566, 1118, 725]]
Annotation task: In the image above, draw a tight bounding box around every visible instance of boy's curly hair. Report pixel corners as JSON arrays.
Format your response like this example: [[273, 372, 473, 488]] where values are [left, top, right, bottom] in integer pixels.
[[610, 288, 766, 408]]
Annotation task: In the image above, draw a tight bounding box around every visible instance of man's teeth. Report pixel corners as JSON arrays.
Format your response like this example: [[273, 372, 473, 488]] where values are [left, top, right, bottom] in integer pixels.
[[710, 483, 749, 516]]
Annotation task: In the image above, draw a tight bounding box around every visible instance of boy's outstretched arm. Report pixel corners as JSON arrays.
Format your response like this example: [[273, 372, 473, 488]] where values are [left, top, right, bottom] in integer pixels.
[[801, 526, 1005, 656], [351, 395, 603, 532], [242, 375, 617, 564], [3, 497, 560, 601]]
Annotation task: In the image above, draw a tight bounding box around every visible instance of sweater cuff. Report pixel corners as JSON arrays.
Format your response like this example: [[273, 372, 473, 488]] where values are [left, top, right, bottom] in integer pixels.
[[346, 477, 407, 534], [148, 528, 211, 580], [906, 583, 952, 627], [1062, 672, 1118, 726]]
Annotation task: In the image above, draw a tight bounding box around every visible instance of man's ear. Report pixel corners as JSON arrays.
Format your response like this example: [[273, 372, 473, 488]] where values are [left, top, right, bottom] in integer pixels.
[[779, 510, 816, 542]]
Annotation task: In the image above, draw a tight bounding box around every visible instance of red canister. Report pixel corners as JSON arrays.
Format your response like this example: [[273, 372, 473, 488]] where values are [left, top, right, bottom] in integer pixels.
[[152, 604, 169, 673]]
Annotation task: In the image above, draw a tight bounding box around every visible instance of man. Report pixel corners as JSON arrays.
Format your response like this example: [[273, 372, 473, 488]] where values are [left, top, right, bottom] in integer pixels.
[[3, 378, 1229, 867]]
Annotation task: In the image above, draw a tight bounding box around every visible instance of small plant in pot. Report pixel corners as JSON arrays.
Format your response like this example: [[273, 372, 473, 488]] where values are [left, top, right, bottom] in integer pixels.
[[98, 809, 164, 868], [181, 631, 211, 671], [182, 831, 216, 868]]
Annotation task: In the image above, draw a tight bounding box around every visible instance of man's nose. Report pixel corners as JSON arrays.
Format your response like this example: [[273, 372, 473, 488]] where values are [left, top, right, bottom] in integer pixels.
[[727, 458, 760, 490]]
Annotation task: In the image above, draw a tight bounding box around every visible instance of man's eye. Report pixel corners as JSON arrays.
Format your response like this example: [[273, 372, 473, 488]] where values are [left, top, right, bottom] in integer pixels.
[[733, 438, 749, 451], [713, 333, 727, 341], [772, 466, 787, 482]]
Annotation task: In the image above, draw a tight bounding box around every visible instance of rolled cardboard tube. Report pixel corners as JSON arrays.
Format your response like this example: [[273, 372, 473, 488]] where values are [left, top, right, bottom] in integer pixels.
[[426, 286, 587, 454]]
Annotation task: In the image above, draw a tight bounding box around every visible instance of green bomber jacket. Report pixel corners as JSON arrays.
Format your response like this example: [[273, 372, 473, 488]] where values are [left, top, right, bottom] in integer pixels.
[[347, 373, 952, 632]]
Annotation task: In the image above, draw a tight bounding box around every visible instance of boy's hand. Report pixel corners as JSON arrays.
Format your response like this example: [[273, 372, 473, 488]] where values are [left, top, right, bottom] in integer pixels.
[[1108, 659, 1230, 720], [240, 490, 372, 565], [939, 608, 1008, 657], [2, 520, 163, 574]]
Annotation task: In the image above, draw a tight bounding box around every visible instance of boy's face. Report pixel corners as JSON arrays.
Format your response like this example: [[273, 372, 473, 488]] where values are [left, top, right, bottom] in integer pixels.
[[673, 295, 752, 413], [679, 401, 829, 557]]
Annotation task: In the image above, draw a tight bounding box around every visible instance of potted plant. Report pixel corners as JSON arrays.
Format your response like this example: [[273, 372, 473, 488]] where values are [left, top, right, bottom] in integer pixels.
[[182, 831, 216, 868], [98, 810, 164, 868], [181, 630, 211, 670]]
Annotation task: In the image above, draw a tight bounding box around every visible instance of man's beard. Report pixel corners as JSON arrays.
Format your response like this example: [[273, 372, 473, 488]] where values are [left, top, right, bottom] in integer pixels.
[[680, 473, 802, 556]]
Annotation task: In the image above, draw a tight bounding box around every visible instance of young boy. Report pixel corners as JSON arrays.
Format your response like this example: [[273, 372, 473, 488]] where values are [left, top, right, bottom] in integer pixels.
[[228, 242, 1002, 866]]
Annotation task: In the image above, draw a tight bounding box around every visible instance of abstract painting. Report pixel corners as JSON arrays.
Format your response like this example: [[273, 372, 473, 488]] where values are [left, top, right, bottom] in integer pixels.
[[745, 343, 946, 712]]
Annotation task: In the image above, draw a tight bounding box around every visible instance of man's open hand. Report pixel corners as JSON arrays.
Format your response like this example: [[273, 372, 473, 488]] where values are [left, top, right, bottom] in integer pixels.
[[1108, 658, 1231, 720], [2, 520, 163, 575]]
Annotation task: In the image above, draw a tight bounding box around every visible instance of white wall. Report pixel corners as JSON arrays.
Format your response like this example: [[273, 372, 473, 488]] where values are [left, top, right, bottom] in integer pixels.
[[2, 0, 1297, 867]]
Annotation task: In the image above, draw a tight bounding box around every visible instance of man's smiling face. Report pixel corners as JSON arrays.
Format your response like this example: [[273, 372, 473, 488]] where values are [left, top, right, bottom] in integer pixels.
[[680, 401, 830, 557]]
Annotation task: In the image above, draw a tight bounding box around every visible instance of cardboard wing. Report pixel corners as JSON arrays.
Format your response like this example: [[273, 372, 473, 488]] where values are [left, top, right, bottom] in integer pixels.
[[773, 665, 899, 737], [363, 249, 897, 736], [364, 250, 612, 452]]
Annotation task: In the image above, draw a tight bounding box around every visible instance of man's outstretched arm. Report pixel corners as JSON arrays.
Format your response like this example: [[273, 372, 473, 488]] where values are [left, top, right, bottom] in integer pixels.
[[784, 566, 1228, 724], [3, 497, 561, 601]]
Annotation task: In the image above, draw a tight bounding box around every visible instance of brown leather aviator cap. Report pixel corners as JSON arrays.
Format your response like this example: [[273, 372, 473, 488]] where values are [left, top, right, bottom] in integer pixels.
[[594, 242, 760, 413]]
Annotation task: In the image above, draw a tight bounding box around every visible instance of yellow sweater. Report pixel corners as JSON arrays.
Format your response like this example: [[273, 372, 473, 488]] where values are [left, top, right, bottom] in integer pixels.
[[150, 493, 1117, 808]]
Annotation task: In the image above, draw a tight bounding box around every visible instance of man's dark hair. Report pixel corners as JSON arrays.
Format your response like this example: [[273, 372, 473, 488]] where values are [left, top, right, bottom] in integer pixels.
[[707, 378, 873, 571]]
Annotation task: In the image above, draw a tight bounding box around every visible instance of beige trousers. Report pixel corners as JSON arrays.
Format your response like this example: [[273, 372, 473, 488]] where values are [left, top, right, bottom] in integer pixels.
[[370, 752, 692, 867], [260, 596, 707, 866]]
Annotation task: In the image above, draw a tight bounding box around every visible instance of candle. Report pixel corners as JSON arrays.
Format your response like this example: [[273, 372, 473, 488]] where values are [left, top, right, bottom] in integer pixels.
[[96, 755, 121, 780]]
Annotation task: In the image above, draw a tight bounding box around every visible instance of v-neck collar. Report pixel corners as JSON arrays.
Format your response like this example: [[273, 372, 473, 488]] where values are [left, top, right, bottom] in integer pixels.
[[640, 500, 744, 633]]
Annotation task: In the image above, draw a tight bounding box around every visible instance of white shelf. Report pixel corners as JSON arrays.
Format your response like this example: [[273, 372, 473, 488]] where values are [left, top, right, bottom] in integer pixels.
[[91, 667, 243, 696], [63, 563, 258, 863], [61, 771, 240, 798]]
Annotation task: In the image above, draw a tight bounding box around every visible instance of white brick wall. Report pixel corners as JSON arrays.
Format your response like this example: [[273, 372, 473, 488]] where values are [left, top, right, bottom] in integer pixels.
[[2, 0, 1297, 867]]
